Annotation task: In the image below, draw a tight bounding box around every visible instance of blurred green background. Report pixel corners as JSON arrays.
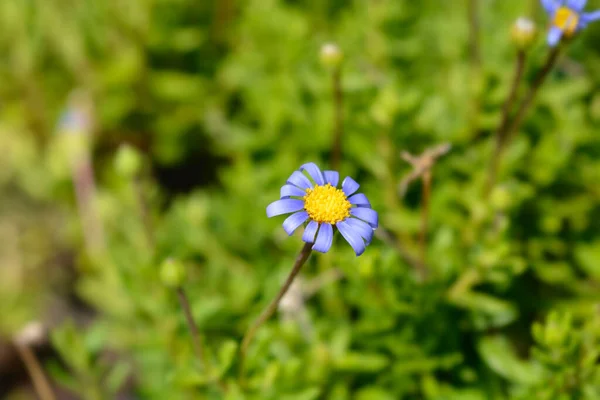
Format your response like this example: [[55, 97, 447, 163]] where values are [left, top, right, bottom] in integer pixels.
[[2, 0, 600, 398]]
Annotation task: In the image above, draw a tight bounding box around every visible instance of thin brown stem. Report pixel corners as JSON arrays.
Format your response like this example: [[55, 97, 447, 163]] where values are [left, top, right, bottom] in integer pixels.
[[72, 154, 106, 256], [239, 242, 313, 382], [176, 287, 207, 369], [504, 47, 561, 146], [211, 0, 234, 46], [330, 68, 343, 171], [466, 0, 483, 138], [486, 47, 560, 193], [14, 343, 57, 400], [419, 170, 431, 277], [530, 0, 540, 15], [467, 0, 481, 68], [486, 50, 527, 195]]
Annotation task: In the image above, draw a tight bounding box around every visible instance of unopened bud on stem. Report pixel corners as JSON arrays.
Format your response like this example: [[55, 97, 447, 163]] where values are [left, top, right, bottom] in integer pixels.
[[14, 321, 45, 347], [511, 17, 537, 49], [320, 43, 343, 69]]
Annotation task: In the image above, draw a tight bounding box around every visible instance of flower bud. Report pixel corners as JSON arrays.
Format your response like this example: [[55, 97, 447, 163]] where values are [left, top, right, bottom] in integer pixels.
[[320, 43, 343, 69], [114, 144, 142, 178], [14, 321, 45, 346], [160, 258, 187, 288], [511, 17, 537, 49]]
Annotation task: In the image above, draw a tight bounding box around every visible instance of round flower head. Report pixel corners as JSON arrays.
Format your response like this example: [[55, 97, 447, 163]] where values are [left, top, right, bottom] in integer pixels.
[[511, 17, 537, 49], [541, 0, 600, 46], [320, 43, 343, 69], [267, 163, 378, 256]]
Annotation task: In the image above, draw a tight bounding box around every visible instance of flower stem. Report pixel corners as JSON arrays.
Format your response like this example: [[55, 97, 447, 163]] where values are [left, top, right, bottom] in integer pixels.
[[486, 47, 560, 192], [504, 47, 561, 146], [14, 342, 57, 400], [176, 287, 208, 369], [419, 170, 431, 279], [466, 0, 483, 138], [467, 0, 481, 68], [239, 242, 313, 382], [330, 68, 343, 171], [486, 50, 527, 195], [72, 151, 105, 256]]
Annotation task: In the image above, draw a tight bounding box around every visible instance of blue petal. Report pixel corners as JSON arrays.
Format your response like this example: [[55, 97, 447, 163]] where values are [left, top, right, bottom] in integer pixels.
[[287, 171, 313, 190], [282, 211, 309, 235], [345, 218, 374, 245], [567, 0, 587, 12], [349, 193, 371, 207], [541, 0, 560, 14], [342, 176, 360, 196], [336, 220, 366, 256], [581, 10, 600, 23], [312, 223, 333, 253], [280, 184, 306, 198], [324, 170, 339, 187], [300, 162, 325, 185], [302, 220, 319, 243], [547, 26, 564, 47], [350, 208, 379, 228], [267, 199, 305, 217]]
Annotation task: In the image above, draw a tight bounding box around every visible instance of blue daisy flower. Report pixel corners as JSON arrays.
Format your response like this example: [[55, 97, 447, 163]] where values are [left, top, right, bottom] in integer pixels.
[[266, 163, 378, 256], [541, 0, 600, 46]]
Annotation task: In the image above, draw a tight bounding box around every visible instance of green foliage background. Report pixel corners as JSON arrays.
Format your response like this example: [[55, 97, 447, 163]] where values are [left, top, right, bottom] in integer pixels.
[[2, 0, 600, 398]]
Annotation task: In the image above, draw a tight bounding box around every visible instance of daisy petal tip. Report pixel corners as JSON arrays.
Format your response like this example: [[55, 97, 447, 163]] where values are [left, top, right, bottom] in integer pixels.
[[349, 193, 371, 207], [287, 170, 314, 190], [266, 199, 304, 218], [567, 0, 588, 13], [300, 162, 326, 185], [582, 10, 600, 23], [312, 223, 333, 253], [345, 218, 375, 244], [351, 208, 379, 228], [302, 220, 319, 243], [342, 176, 360, 196], [541, 0, 559, 14], [282, 211, 309, 235], [280, 184, 306, 199], [337, 220, 367, 256]]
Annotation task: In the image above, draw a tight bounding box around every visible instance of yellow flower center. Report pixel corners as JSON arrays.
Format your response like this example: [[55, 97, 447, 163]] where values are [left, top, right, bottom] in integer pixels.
[[303, 184, 351, 224], [553, 7, 579, 37]]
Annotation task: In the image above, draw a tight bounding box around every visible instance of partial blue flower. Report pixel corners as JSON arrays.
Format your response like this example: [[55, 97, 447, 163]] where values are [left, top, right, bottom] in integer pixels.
[[267, 163, 378, 256], [541, 0, 600, 46]]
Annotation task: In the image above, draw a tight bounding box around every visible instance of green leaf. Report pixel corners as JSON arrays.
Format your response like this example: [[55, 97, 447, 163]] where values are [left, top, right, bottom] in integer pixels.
[[216, 339, 238, 377], [50, 320, 91, 373], [450, 291, 518, 329], [575, 241, 600, 279], [333, 352, 389, 373], [105, 362, 131, 393], [477, 335, 543, 385], [169, 367, 211, 388], [354, 387, 396, 400], [280, 387, 321, 400]]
